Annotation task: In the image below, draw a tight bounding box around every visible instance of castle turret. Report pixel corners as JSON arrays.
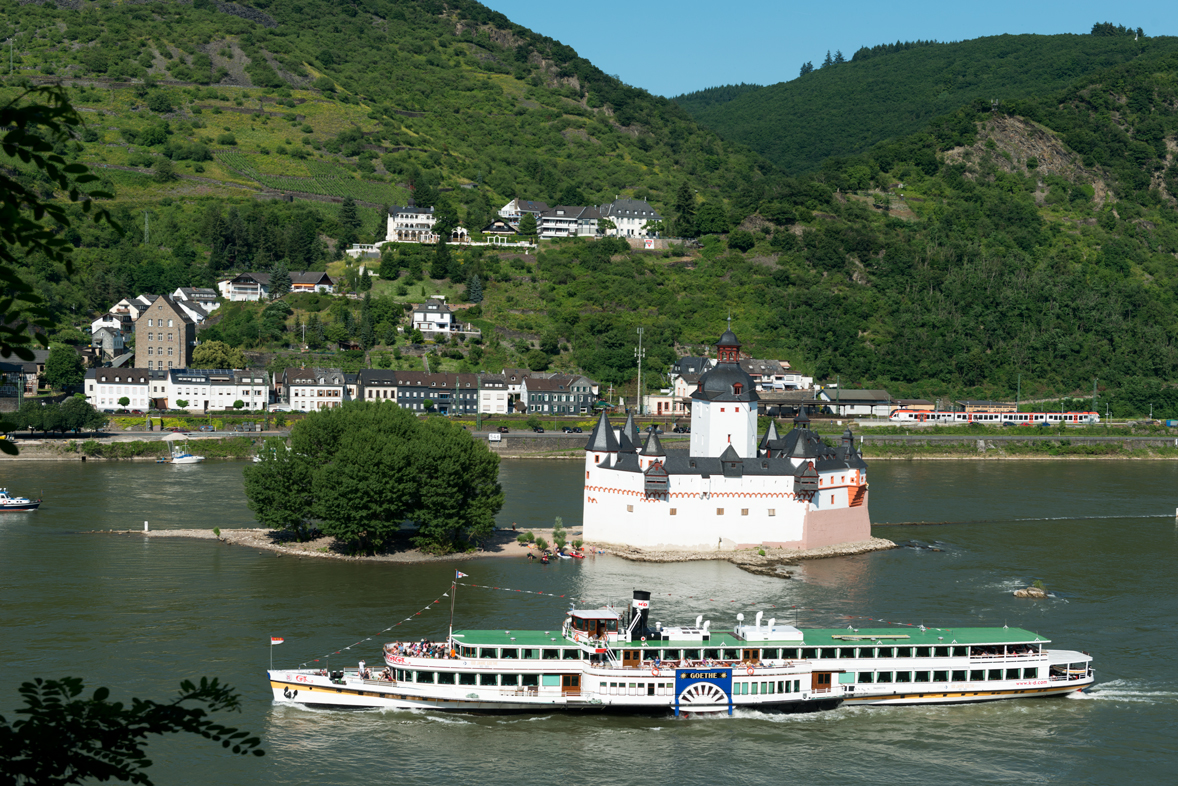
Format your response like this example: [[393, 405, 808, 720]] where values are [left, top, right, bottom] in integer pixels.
[[689, 326, 759, 458], [584, 410, 619, 472], [639, 429, 665, 470], [619, 411, 640, 453]]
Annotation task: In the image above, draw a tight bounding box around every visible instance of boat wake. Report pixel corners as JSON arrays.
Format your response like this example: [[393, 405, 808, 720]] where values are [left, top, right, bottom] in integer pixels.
[[1070, 679, 1178, 704]]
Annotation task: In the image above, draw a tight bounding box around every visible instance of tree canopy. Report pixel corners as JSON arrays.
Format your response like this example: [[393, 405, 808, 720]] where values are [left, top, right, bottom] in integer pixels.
[[243, 402, 503, 553], [190, 340, 248, 369], [0, 676, 263, 786]]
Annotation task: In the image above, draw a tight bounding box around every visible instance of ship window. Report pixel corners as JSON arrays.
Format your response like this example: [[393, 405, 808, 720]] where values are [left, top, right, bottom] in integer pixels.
[[821, 648, 837, 659], [1006, 669, 1020, 680], [858, 672, 873, 683], [953, 647, 968, 657], [1023, 668, 1039, 679], [542, 649, 560, 660], [416, 671, 435, 683], [914, 671, 931, 682], [437, 672, 455, 684], [781, 680, 789, 693], [876, 672, 893, 683], [970, 670, 985, 681], [935, 647, 950, 657], [855, 648, 872, 658], [782, 649, 799, 660], [461, 647, 476, 658], [750, 682, 758, 695], [502, 673, 520, 686], [478, 673, 498, 686], [479, 648, 497, 659], [521, 649, 540, 659], [500, 648, 518, 659], [952, 670, 967, 681], [916, 647, 931, 657], [896, 647, 913, 658], [895, 672, 912, 683], [459, 673, 477, 685], [724, 649, 740, 660], [704, 649, 721, 660], [683, 650, 701, 660], [877, 648, 893, 658], [934, 671, 949, 682], [521, 674, 539, 687], [563, 649, 580, 660], [988, 669, 1002, 681], [801, 648, 817, 659], [763, 649, 780, 660]]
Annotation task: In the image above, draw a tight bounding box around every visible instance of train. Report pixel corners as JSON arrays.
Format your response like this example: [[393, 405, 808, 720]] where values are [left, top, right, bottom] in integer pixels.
[[888, 409, 1100, 425]]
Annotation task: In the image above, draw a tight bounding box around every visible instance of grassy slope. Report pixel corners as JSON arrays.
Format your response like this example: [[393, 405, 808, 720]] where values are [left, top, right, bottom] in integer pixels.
[[678, 34, 1178, 173]]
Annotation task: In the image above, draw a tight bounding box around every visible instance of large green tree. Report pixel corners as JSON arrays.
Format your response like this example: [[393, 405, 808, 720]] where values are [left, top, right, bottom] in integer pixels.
[[44, 345, 84, 390], [244, 402, 502, 553], [190, 340, 248, 369]]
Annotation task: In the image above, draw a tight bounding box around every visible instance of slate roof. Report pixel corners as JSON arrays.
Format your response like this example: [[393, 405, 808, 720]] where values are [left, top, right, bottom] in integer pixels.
[[620, 411, 640, 452], [641, 430, 665, 456], [585, 410, 619, 452], [599, 197, 662, 221]]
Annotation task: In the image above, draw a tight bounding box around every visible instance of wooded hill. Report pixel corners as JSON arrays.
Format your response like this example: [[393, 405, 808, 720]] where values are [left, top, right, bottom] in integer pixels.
[[5, 3, 1178, 413], [674, 32, 1178, 174]]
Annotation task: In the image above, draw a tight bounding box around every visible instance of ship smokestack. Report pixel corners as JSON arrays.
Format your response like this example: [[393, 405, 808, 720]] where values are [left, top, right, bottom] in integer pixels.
[[631, 590, 651, 640]]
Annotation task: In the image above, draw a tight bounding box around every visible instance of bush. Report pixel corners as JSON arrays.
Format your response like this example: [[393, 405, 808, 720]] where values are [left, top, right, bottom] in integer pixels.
[[516, 533, 529, 543], [525, 531, 535, 542], [727, 229, 757, 252], [534, 536, 548, 551], [216, 133, 237, 146]]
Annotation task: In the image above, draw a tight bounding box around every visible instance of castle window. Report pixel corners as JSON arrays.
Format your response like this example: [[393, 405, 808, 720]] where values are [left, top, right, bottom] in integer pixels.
[[627, 505, 634, 513], [733, 384, 742, 395], [741, 509, 749, 516], [768, 509, 776, 517], [716, 508, 724, 515], [670, 509, 677, 516]]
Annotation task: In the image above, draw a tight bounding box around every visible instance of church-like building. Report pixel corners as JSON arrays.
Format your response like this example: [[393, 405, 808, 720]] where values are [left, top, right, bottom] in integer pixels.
[[582, 329, 871, 551]]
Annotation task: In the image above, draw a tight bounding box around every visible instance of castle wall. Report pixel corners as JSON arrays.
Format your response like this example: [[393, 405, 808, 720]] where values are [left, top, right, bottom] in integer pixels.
[[582, 458, 868, 551], [689, 399, 758, 458]]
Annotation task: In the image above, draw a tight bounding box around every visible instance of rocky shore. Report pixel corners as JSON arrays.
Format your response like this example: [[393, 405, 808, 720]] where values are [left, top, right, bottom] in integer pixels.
[[90, 527, 896, 571]]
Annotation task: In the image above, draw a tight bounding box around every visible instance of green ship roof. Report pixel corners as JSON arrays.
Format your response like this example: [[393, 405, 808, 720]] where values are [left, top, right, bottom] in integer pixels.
[[451, 626, 1048, 648]]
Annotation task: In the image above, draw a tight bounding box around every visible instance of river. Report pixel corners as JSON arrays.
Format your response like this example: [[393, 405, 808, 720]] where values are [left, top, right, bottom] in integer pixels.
[[2, 459, 1176, 785]]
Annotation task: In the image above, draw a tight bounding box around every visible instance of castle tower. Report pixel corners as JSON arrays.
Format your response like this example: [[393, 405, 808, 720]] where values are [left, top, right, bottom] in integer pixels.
[[584, 409, 619, 473], [689, 326, 759, 458]]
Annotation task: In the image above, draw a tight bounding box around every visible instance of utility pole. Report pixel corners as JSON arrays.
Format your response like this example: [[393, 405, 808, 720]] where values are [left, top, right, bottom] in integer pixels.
[[634, 327, 645, 416], [475, 372, 482, 431], [836, 375, 841, 419], [1092, 379, 1098, 424], [1016, 373, 1020, 413]]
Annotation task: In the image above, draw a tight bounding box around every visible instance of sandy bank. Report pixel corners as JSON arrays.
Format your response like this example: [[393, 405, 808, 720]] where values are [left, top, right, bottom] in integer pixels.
[[89, 527, 894, 570]]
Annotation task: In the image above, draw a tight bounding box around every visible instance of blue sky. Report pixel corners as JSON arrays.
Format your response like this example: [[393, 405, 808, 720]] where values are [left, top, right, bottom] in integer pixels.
[[480, 0, 1172, 97]]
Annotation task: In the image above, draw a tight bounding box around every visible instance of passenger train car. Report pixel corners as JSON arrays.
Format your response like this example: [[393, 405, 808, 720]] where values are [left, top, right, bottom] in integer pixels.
[[889, 409, 1100, 425]]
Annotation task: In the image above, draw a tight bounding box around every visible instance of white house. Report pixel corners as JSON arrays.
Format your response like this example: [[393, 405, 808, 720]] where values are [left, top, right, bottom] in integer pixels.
[[411, 298, 454, 335], [110, 295, 160, 321], [498, 198, 549, 226], [84, 368, 160, 411], [819, 389, 894, 418], [582, 328, 871, 553], [163, 369, 271, 412], [218, 273, 270, 302], [598, 197, 662, 238], [739, 359, 813, 391], [538, 206, 600, 238], [283, 367, 348, 412], [387, 202, 437, 243]]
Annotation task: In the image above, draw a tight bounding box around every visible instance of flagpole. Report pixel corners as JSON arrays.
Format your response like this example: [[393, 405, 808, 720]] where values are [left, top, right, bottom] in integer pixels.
[[448, 577, 457, 648]]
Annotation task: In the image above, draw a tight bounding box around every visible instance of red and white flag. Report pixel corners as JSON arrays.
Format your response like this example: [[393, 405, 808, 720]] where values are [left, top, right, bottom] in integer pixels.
[[455, 570, 468, 579], [270, 637, 284, 646]]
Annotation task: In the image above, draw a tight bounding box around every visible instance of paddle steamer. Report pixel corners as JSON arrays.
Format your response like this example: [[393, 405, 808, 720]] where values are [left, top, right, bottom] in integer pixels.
[[267, 591, 1092, 715]]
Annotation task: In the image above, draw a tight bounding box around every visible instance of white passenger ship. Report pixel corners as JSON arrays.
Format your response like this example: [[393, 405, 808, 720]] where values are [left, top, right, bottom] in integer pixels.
[[268, 591, 1093, 715]]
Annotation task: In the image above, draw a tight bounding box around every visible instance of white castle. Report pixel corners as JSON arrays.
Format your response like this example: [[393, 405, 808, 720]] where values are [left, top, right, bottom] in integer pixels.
[[582, 328, 871, 551]]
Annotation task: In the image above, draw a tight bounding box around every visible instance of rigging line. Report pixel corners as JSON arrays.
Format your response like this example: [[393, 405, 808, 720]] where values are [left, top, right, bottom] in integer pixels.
[[291, 588, 451, 668]]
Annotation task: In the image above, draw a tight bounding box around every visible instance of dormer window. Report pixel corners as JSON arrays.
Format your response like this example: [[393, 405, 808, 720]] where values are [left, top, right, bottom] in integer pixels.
[[733, 383, 743, 395]]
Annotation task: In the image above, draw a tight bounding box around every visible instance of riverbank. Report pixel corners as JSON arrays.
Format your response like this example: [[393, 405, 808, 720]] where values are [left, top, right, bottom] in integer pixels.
[[90, 526, 896, 569], [0, 436, 262, 460]]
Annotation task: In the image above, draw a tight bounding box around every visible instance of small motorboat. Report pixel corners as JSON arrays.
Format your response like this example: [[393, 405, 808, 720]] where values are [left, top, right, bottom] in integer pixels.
[[540, 554, 550, 565], [568, 551, 585, 559], [0, 488, 41, 512]]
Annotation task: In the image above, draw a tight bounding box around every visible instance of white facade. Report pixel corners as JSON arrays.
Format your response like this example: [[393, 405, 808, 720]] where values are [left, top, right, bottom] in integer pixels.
[[689, 397, 758, 458], [166, 370, 271, 413], [412, 299, 454, 333], [386, 205, 437, 243], [217, 275, 269, 302], [599, 198, 662, 238], [85, 369, 154, 411], [538, 206, 599, 238], [478, 377, 510, 414]]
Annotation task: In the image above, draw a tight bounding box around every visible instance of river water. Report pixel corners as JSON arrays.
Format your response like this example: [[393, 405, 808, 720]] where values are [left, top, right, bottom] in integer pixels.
[[2, 458, 1177, 785]]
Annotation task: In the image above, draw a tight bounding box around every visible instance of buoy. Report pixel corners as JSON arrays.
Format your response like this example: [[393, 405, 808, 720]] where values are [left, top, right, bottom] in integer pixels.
[[144, 520, 149, 532]]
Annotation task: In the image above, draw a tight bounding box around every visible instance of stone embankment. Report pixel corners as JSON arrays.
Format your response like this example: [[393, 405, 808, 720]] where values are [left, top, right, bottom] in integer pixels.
[[594, 537, 897, 575]]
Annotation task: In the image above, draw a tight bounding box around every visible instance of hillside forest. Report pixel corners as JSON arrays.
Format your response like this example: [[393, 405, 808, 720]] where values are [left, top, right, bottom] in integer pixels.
[[4, 2, 1178, 415]]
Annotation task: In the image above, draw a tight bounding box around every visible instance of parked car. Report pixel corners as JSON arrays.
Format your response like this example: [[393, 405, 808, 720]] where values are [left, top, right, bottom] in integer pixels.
[[533, 426, 545, 433], [497, 426, 510, 433], [270, 404, 293, 412], [166, 427, 190, 433], [571, 426, 582, 433], [561, 426, 583, 433], [672, 425, 690, 433], [130, 410, 143, 415], [644, 425, 663, 434]]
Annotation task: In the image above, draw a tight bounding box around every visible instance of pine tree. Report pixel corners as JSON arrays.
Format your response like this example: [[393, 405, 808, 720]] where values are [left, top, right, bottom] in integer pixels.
[[430, 241, 452, 280], [270, 263, 291, 299], [518, 212, 537, 240], [339, 197, 361, 231], [799, 61, 814, 76], [672, 182, 696, 237], [360, 269, 372, 291], [467, 274, 483, 303], [833, 50, 845, 64], [822, 50, 833, 68], [360, 311, 374, 350]]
